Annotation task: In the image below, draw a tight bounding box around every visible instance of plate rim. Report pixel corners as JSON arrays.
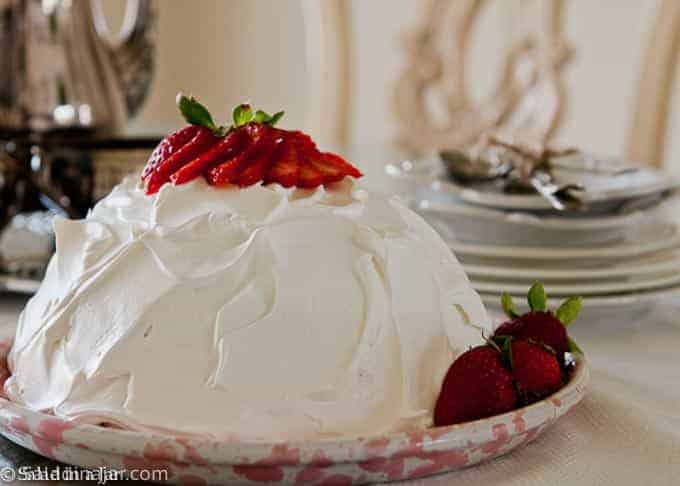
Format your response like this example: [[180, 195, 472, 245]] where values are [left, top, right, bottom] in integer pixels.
[[386, 157, 680, 211], [416, 198, 643, 230], [448, 222, 680, 260], [425, 159, 679, 211], [0, 360, 589, 467], [479, 283, 680, 306], [471, 270, 680, 296], [463, 255, 680, 281]]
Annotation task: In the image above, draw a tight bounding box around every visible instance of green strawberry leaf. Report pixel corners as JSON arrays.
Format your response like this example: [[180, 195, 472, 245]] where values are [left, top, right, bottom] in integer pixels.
[[556, 296, 582, 326], [501, 292, 518, 318], [177, 94, 217, 131], [267, 110, 285, 126], [254, 110, 285, 126], [233, 103, 255, 127], [176, 94, 285, 137], [253, 110, 270, 123], [567, 337, 583, 355], [527, 282, 547, 312]]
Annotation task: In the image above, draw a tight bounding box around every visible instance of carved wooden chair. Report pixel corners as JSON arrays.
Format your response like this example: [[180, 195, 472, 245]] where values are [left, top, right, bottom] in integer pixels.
[[302, 0, 351, 148], [389, 0, 680, 167], [392, 0, 568, 155], [626, 0, 680, 166], [312, 0, 680, 166]]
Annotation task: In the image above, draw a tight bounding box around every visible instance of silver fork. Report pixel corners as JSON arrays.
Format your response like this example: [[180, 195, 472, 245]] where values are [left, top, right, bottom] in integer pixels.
[[529, 170, 585, 211]]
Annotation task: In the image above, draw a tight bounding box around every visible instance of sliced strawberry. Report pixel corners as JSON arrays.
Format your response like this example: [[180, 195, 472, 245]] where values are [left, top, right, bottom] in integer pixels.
[[145, 127, 219, 194], [320, 152, 362, 178], [206, 124, 272, 186], [170, 128, 248, 185], [308, 152, 345, 184], [265, 139, 299, 187], [290, 130, 361, 182], [142, 125, 200, 180], [142, 97, 361, 192], [236, 136, 282, 187], [290, 130, 316, 152], [298, 158, 324, 188]]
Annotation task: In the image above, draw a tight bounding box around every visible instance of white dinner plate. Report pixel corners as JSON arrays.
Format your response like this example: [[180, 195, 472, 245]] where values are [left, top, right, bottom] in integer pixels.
[[463, 252, 680, 281], [416, 198, 643, 247], [470, 270, 680, 296], [448, 221, 680, 261], [386, 154, 680, 212]]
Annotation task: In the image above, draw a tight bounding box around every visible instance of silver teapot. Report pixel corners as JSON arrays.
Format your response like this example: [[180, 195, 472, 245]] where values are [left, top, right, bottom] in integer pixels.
[[0, 0, 155, 134]]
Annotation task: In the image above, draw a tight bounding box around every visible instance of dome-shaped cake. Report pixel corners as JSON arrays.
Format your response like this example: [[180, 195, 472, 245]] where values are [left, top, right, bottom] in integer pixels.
[[5, 98, 491, 440]]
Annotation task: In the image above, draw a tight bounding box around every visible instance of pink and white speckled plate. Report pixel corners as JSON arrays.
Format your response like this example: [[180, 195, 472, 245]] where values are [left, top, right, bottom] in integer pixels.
[[0, 340, 588, 485]]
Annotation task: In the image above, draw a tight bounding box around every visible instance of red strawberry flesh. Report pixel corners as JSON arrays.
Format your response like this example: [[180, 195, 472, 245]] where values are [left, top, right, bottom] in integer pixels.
[[206, 124, 273, 186], [142, 125, 200, 179], [434, 345, 517, 426], [308, 152, 346, 184], [145, 127, 219, 194], [298, 159, 324, 188], [170, 128, 248, 185], [236, 134, 283, 187], [265, 139, 299, 187], [321, 152, 362, 178], [290, 130, 316, 152]]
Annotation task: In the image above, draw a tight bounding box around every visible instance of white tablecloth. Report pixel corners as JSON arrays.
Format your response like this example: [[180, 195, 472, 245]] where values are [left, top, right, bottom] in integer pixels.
[[1, 294, 679, 485]]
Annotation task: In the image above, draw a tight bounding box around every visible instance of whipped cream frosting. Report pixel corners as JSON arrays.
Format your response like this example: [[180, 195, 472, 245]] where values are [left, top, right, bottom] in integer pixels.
[[6, 176, 490, 440]]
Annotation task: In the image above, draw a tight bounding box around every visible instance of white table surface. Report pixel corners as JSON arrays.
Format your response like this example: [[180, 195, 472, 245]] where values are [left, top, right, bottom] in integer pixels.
[[0, 295, 678, 485], [0, 150, 678, 484]]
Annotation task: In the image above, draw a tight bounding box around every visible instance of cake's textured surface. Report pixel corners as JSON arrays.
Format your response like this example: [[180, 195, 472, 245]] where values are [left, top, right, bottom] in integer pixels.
[[6, 177, 490, 440]]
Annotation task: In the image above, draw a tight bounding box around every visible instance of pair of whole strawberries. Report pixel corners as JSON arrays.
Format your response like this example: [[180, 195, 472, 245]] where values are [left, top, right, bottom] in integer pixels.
[[434, 283, 582, 426]]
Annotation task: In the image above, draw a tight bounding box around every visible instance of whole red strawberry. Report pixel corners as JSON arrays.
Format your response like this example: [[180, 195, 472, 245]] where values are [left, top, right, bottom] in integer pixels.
[[499, 311, 568, 354], [434, 345, 518, 426], [492, 317, 523, 340], [494, 283, 581, 355], [510, 339, 563, 401]]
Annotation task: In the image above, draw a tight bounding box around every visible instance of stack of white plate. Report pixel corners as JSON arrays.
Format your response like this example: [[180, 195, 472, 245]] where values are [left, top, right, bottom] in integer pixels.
[[385, 153, 680, 319]]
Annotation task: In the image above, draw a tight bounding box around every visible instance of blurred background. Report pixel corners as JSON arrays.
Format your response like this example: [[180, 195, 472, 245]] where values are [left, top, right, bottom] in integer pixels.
[[2, 0, 680, 298], [112, 0, 680, 171]]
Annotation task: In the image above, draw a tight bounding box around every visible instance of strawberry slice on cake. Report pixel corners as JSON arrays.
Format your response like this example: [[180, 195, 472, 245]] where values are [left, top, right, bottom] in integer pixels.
[[142, 95, 362, 194]]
